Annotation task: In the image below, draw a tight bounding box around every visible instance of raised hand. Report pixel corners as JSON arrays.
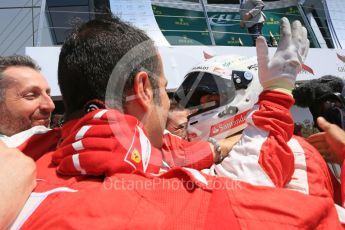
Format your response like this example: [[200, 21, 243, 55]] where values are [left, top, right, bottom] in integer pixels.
[[256, 17, 309, 94]]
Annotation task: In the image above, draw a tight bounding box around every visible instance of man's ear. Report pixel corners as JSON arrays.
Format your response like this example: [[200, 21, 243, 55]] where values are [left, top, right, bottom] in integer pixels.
[[133, 71, 153, 111]]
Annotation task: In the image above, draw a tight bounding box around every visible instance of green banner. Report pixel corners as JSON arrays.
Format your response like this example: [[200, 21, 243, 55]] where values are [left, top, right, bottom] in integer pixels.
[[152, 5, 315, 47], [152, 5, 212, 45]]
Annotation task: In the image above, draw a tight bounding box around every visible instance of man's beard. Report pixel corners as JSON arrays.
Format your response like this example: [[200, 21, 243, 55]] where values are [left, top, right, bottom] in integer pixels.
[[0, 103, 31, 136]]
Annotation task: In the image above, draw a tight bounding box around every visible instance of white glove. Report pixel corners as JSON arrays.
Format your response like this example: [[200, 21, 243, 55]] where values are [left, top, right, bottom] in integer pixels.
[[256, 17, 309, 94]]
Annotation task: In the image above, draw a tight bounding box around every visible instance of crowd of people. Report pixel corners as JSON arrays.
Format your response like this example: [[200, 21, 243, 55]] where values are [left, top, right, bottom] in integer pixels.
[[1, 13, 345, 229]]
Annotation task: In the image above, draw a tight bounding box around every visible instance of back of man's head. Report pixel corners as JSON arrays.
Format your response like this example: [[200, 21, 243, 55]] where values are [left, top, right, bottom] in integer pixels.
[[58, 14, 161, 118], [0, 55, 40, 101]]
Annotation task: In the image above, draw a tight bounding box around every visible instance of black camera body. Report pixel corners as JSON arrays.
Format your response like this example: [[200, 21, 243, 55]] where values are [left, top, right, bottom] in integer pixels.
[[292, 75, 345, 131], [317, 93, 345, 130]]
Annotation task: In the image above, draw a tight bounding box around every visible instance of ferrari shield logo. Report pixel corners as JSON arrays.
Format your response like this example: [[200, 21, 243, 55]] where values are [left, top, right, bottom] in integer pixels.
[[131, 149, 141, 163]]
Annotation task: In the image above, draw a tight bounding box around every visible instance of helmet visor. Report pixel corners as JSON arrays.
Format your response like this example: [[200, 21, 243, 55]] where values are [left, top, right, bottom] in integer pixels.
[[174, 71, 236, 111]]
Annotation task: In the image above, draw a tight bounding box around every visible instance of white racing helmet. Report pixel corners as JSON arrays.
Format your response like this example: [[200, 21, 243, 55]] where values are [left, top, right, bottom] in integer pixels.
[[174, 55, 263, 141]]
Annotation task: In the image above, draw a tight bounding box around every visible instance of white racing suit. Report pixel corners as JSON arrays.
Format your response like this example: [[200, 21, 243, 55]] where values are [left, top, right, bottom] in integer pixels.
[[207, 90, 295, 187]]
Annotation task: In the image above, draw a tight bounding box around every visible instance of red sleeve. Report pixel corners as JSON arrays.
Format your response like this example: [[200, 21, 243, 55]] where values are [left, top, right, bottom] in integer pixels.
[[162, 132, 214, 170], [254, 91, 295, 187], [340, 155, 345, 206], [211, 90, 295, 187]]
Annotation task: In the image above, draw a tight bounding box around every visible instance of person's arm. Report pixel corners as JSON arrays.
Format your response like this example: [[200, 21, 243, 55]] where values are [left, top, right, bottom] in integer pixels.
[[0, 140, 36, 229], [217, 134, 242, 161], [244, 0, 265, 20], [308, 117, 345, 165], [211, 18, 309, 187], [310, 117, 345, 207], [161, 131, 241, 170], [307, 118, 345, 164], [306, 132, 335, 161], [161, 131, 214, 170]]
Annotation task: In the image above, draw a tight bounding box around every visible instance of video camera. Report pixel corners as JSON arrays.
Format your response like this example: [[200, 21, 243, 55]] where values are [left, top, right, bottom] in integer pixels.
[[317, 92, 345, 130], [292, 75, 345, 131]]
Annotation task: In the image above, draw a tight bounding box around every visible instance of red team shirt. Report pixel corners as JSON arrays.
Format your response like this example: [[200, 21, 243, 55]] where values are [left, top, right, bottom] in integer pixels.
[[2, 90, 344, 228]]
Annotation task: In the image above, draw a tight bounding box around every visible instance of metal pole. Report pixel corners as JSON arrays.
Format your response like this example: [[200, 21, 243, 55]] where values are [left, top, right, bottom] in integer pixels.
[[321, 0, 342, 49], [36, 0, 47, 46], [32, 0, 34, 46], [200, 0, 216, 45], [296, 3, 320, 48]]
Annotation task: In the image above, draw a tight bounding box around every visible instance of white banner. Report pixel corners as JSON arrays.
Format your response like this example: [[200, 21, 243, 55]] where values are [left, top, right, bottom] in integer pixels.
[[109, 0, 170, 46]]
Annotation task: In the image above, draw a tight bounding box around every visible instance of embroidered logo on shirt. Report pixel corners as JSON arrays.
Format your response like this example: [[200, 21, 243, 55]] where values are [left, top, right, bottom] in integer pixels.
[[131, 149, 141, 163]]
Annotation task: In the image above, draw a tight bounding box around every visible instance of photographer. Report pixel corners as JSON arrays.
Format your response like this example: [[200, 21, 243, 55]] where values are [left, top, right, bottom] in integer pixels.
[[239, 0, 266, 46], [293, 75, 345, 160]]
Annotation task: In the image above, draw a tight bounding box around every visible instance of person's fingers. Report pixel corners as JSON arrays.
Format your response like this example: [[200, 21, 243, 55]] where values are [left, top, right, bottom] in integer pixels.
[[317, 116, 332, 132], [300, 26, 309, 62], [291, 20, 308, 68], [225, 134, 241, 148], [277, 17, 291, 50], [310, 141, 328, 152], [318, 116, 345, 139], [306, 132, 325, 143], [306, 135, 326, 148], [256, 36, 269, 74], [228, 134, 242, 142], [291, 20, 302, 50]]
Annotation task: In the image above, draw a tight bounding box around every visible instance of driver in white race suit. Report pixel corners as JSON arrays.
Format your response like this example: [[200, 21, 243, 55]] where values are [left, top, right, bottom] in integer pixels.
[[174, 22, 336, 201]]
